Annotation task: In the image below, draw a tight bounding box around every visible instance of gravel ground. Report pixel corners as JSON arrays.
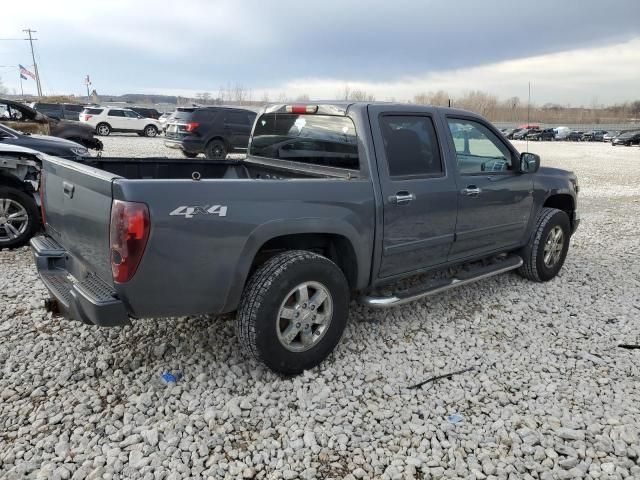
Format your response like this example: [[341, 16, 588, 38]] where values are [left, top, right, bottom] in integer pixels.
[[1, 138, 639, 480]]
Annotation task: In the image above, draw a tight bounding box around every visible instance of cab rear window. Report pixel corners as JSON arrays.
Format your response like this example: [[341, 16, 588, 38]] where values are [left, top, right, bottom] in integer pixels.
[[250, 114, 359, 170]]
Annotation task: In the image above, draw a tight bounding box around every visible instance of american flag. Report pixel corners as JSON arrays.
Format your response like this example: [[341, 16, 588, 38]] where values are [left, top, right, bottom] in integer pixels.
[[19, 64, 35, 81]]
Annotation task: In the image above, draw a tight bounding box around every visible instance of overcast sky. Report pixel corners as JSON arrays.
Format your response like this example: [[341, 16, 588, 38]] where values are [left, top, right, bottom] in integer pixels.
[[2, 0, 639, 105]]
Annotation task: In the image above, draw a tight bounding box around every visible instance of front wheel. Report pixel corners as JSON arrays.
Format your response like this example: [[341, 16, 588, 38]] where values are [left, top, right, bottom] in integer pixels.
[[518, 208, 571, 282], [0, 187, 40, 249], [236, 251, 349, 374], [144, 125, 158, 137]]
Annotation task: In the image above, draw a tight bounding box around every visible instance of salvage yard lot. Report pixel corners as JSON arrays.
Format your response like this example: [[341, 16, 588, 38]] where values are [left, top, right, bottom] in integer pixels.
[[1, 139, 639, 479]]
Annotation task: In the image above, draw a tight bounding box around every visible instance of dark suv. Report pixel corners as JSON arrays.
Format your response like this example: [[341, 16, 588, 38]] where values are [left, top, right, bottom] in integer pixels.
[[129, 106, 161, 119], [164, 107, 257, 159], [30, 103, 85, 121]]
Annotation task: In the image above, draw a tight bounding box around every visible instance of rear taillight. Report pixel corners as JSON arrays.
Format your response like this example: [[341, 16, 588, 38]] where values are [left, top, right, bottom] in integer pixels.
[[85, 115, 93, 121], [185, 121, 200, 132], [109, 200, 150, 283], [39, 170, 46, 226]]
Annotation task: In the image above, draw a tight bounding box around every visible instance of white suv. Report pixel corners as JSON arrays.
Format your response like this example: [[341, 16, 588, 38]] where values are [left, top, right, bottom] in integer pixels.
[[79, 107, 162, 137]]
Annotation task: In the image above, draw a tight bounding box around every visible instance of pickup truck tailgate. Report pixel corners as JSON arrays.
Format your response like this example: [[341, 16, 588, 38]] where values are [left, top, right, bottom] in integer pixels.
[[41, 156, 117, 283]]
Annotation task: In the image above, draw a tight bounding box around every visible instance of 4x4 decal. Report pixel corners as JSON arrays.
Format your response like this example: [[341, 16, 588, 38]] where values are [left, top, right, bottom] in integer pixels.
[[169, 205, 228, 219]]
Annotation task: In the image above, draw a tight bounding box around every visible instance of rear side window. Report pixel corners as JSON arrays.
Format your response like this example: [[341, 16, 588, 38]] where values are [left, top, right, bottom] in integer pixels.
[[379, 115, 443, 177], [192, 109, 218, 122], [225, 110, 255, 126], [65, 105, 84, 112], [83, 108, 103, 114], [250, 113, 359, 170], [108, 110, 125, 117]]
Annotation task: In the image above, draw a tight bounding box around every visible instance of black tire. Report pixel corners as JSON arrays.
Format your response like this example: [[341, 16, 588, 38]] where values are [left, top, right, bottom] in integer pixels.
[[518, 207, 571, 282], [0, 187, 40, 249], [144, 125, 158, 137], [96, 123, 111, 136], [236, 250, 350, 375], [205, 139, 227, 160], [182, 151, 199, 158]]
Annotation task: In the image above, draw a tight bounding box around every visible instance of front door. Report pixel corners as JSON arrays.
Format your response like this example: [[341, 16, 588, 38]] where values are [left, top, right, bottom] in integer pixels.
[[444, 116, 533, 260], [124, 110, 144, 130], [369, 106, 458, 278], [107, 109, 127, 129]]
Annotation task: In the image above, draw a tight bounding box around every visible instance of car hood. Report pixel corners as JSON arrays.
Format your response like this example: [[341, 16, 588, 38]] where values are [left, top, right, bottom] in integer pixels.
[[27, 134, 84, 148], [539, 166, 576, 182]]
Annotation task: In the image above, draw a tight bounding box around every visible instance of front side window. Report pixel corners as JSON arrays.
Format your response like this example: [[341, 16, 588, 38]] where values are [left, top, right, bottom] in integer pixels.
[[124, 110, 140, 118], [250, 113, 359, 170], [379, 115, 443, 177], [447, 118, 513, 174], [108, 110, 125, 117]]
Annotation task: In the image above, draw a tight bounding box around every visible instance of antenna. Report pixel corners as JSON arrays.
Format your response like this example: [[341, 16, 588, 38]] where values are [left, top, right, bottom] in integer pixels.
[[527, 81, 531, 153]]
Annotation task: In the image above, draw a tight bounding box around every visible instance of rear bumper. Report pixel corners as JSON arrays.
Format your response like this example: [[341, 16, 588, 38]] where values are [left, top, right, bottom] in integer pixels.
[[164, 136, 204, 154], [30, 235, 130, 327]]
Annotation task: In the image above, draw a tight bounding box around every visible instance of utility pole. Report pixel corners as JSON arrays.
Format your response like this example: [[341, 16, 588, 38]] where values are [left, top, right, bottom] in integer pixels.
[[23, 28, 42, 97]]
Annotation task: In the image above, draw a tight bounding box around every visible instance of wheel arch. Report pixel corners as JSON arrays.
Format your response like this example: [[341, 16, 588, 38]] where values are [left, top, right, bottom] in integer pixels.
[[222, 221, 366, 312], [543, 193, 575, 228]]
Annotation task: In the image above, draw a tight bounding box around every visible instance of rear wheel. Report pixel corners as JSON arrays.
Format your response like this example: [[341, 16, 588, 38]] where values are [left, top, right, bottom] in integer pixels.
[[205, 140, 227, 160], [518, 207, 571, 282], [0, 187, 39, 249], [236, 251, 349, 374], [96, 123, 111, 136]]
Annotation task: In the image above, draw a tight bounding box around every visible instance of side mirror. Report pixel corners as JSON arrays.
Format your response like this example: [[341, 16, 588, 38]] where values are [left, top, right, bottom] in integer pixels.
[[519, 152, 540, 173]]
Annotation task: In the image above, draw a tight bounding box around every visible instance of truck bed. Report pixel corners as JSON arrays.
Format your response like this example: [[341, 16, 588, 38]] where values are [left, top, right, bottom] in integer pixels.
[[81, 157, 352, 180], [37, 154, 374, 320]]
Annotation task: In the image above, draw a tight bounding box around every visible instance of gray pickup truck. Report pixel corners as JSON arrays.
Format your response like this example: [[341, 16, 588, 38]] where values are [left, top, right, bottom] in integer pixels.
[[31, 102, 579, 374]]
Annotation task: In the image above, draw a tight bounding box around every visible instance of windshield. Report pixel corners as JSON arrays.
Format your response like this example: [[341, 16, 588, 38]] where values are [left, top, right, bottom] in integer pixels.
[[250, 113, 359, 170]]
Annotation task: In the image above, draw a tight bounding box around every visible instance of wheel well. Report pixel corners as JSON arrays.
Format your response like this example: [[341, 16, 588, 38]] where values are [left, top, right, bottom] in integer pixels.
[[250, 233, 358, 289], [544, 194, 574, 222], [0, 174, 30, 191], [145, 124, 158, 131], [207, 136, 229, 150]]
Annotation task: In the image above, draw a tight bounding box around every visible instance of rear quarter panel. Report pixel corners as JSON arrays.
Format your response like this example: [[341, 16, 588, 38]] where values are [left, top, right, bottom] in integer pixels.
[[113, 178, 375, 317]]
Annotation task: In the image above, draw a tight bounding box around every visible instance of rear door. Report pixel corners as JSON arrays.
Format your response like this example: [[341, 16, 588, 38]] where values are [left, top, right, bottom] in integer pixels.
[[369, 105, 458, 278], [443, 116, 533, 260], [41, 157, 117, 282], [224, 110, 255, 150]]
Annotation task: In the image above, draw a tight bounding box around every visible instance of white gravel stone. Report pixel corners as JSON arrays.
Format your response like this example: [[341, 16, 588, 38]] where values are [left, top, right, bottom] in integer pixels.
[[1, 139, 639, 479]]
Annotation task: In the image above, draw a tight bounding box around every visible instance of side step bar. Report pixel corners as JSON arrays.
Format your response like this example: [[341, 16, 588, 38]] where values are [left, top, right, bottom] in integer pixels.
[[360, 254, 523, 308]]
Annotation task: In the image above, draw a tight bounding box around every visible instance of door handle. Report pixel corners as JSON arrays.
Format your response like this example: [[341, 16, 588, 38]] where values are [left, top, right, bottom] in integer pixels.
[[461, 185, 481, 196], [389, 191, 416, 205], [62, 181, 75, 198]]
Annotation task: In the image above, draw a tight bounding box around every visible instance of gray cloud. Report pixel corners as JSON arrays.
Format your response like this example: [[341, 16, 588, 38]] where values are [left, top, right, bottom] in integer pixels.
[[1, 0, 639, 103]]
